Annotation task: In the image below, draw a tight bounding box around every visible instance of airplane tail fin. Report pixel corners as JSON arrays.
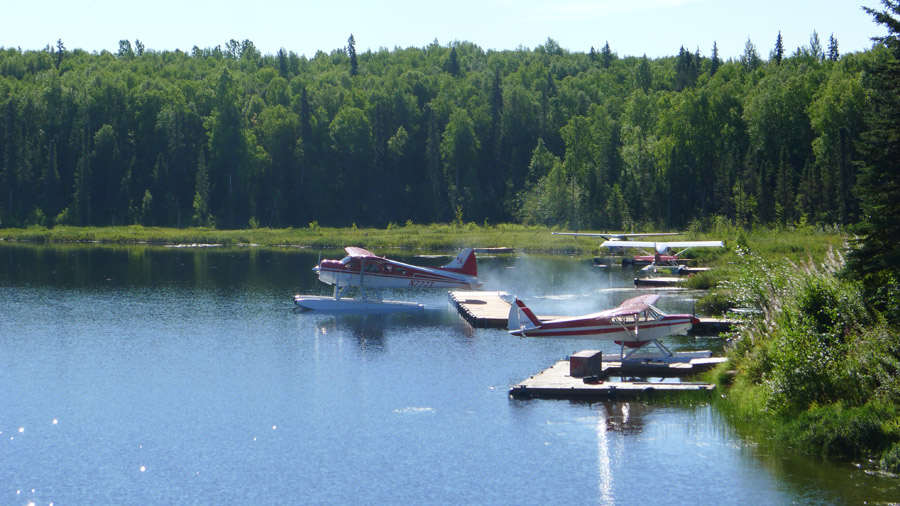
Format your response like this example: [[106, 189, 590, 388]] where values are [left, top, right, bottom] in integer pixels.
[[508, 298, 542, 332], [441, 248, 478, 277]]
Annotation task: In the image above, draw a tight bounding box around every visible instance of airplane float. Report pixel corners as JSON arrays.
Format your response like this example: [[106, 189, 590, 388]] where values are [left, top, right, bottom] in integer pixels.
[[508, 293, 709, 362], [293, 247, 482, 312]]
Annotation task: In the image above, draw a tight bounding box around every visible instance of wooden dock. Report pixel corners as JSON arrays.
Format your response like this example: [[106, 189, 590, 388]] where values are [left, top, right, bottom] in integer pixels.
[[634, 276, 686, 287], [449, 291, 514, 328], [473, 247, 514, 254], [692, 317, 736, 334], [509, 357, 722, 400]]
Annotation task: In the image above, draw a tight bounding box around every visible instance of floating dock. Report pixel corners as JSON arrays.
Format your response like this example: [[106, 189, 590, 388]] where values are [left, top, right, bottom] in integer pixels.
[[634, 276, 686, 287], [449, 291, 514, 328], [694, 317, 736, 334], [510, 352, 725, 400], [473, 247, 515, 254], [448, 290, 734, 334]]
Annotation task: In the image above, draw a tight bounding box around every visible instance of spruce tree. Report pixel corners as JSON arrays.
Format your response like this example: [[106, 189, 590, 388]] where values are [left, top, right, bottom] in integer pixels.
[[847, 0, 900, 317], [448, 47, 460, 77], [347, 34, 358, 76], [827, 33, 840, 61], [710, 41, 721, 76], [55, 39, 64, 69], [810, 30, 824, 61], [773, 31, 784, 65], [741, 38, 761, 70], [600, 41, 613, 69]]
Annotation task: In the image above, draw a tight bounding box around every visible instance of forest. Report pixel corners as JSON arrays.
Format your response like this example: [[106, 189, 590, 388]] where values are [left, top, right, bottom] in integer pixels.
[[0, 30, 882, 230]]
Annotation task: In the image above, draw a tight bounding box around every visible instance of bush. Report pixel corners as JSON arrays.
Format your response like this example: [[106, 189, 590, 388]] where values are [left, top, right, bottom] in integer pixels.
[[684, 270, 723, 290], [696, 290, 733, 315], [788, 402, 891, 460], [880, 441, 900, 474]]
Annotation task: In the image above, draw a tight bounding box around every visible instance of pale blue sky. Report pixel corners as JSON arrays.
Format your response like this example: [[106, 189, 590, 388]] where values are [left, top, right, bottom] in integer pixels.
[[2, 0, 884, 60]]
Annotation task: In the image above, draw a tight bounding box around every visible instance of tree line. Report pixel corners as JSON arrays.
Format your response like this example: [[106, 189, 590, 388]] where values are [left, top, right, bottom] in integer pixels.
[[0, 30, 882, 230]]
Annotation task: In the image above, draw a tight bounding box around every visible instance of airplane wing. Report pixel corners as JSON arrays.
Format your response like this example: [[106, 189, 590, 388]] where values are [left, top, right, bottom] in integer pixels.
[[600, 294, 661, 317], [655, 241, 724, 249], [599, 240, 723, 253], [344, 247, 378, 258], [553, 232, 683, 239]]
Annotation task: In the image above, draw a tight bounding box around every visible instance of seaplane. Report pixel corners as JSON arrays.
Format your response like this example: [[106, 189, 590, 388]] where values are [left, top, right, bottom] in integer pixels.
[[552, 231, 684, 241], [552, 231, 686, 265], [293, 247, 482, 312], [508, 294, 710, 362], [598, 239, 725, 266]]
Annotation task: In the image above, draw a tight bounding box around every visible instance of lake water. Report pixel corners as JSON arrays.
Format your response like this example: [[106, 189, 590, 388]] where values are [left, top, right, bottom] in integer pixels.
[[1, 244, 898, 505]]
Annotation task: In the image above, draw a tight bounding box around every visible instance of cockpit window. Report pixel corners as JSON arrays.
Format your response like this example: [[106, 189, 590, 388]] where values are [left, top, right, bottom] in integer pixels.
[[341, 256, 353, 265]]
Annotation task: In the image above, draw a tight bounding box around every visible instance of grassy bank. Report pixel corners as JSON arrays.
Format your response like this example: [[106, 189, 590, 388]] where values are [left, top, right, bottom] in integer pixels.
[[0, 222, 844, 257], [0, 223, 590, 253], [708, 248, 900, 475]]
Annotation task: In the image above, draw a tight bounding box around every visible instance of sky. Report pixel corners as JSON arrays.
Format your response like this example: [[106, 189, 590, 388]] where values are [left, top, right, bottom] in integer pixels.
[[2, 0, 886, 61]]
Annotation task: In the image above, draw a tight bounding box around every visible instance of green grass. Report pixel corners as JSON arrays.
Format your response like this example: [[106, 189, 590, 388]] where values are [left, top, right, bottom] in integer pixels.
[[0, 222, 845, 258], [0, 224, 593, 254]]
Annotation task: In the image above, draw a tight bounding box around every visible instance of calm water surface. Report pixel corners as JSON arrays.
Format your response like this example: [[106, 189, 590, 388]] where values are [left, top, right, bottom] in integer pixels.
[[1, 244, 898, 505]]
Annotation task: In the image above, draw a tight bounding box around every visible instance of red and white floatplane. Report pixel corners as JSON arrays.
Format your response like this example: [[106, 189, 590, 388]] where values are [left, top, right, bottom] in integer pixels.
[[508, 293, 710, 362], [293, 247, 482, 312]]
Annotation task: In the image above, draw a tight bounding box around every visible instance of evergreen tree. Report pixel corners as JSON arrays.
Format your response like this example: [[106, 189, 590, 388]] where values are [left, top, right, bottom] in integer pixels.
[[774, 149, 794, 227], [72, 129, 91, 226], [448, 46, 460, 77], [810, 30, 825, 61], [710, 41, 721, 76], [192, 150, 211, 226], [589, 46, 597, 62], [633, 55, 652, 93], [40, 138, 61, 222], [773, 31, 785, 65], [55, 39, 64, 69], [347, 34, 358, 76], [827, 33, 840, 61], [277, 48, 288, 78], [741, 38, 761, 70], [847, 0, 900, 317], [600, 41, 613, 69], [674, 46, 699, 90]]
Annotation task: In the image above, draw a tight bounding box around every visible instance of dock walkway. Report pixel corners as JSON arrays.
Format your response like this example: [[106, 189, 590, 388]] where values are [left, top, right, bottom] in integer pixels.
[[509, 357, 723, 400], [449, 290, 513, 328]]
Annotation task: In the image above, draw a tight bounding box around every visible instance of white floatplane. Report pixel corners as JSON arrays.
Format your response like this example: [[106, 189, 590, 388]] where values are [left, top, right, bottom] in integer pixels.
[[599, 239, 724, 266], [508, 294, 710, 362], [293, 247, 482, 312], [552, 231, 687, 265], [552, 231, 685, 241]]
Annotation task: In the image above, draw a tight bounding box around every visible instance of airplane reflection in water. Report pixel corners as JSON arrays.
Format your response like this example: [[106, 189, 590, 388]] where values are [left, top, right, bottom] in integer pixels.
[[301, 307, 472, 350], [594, 401, 649, 504]]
